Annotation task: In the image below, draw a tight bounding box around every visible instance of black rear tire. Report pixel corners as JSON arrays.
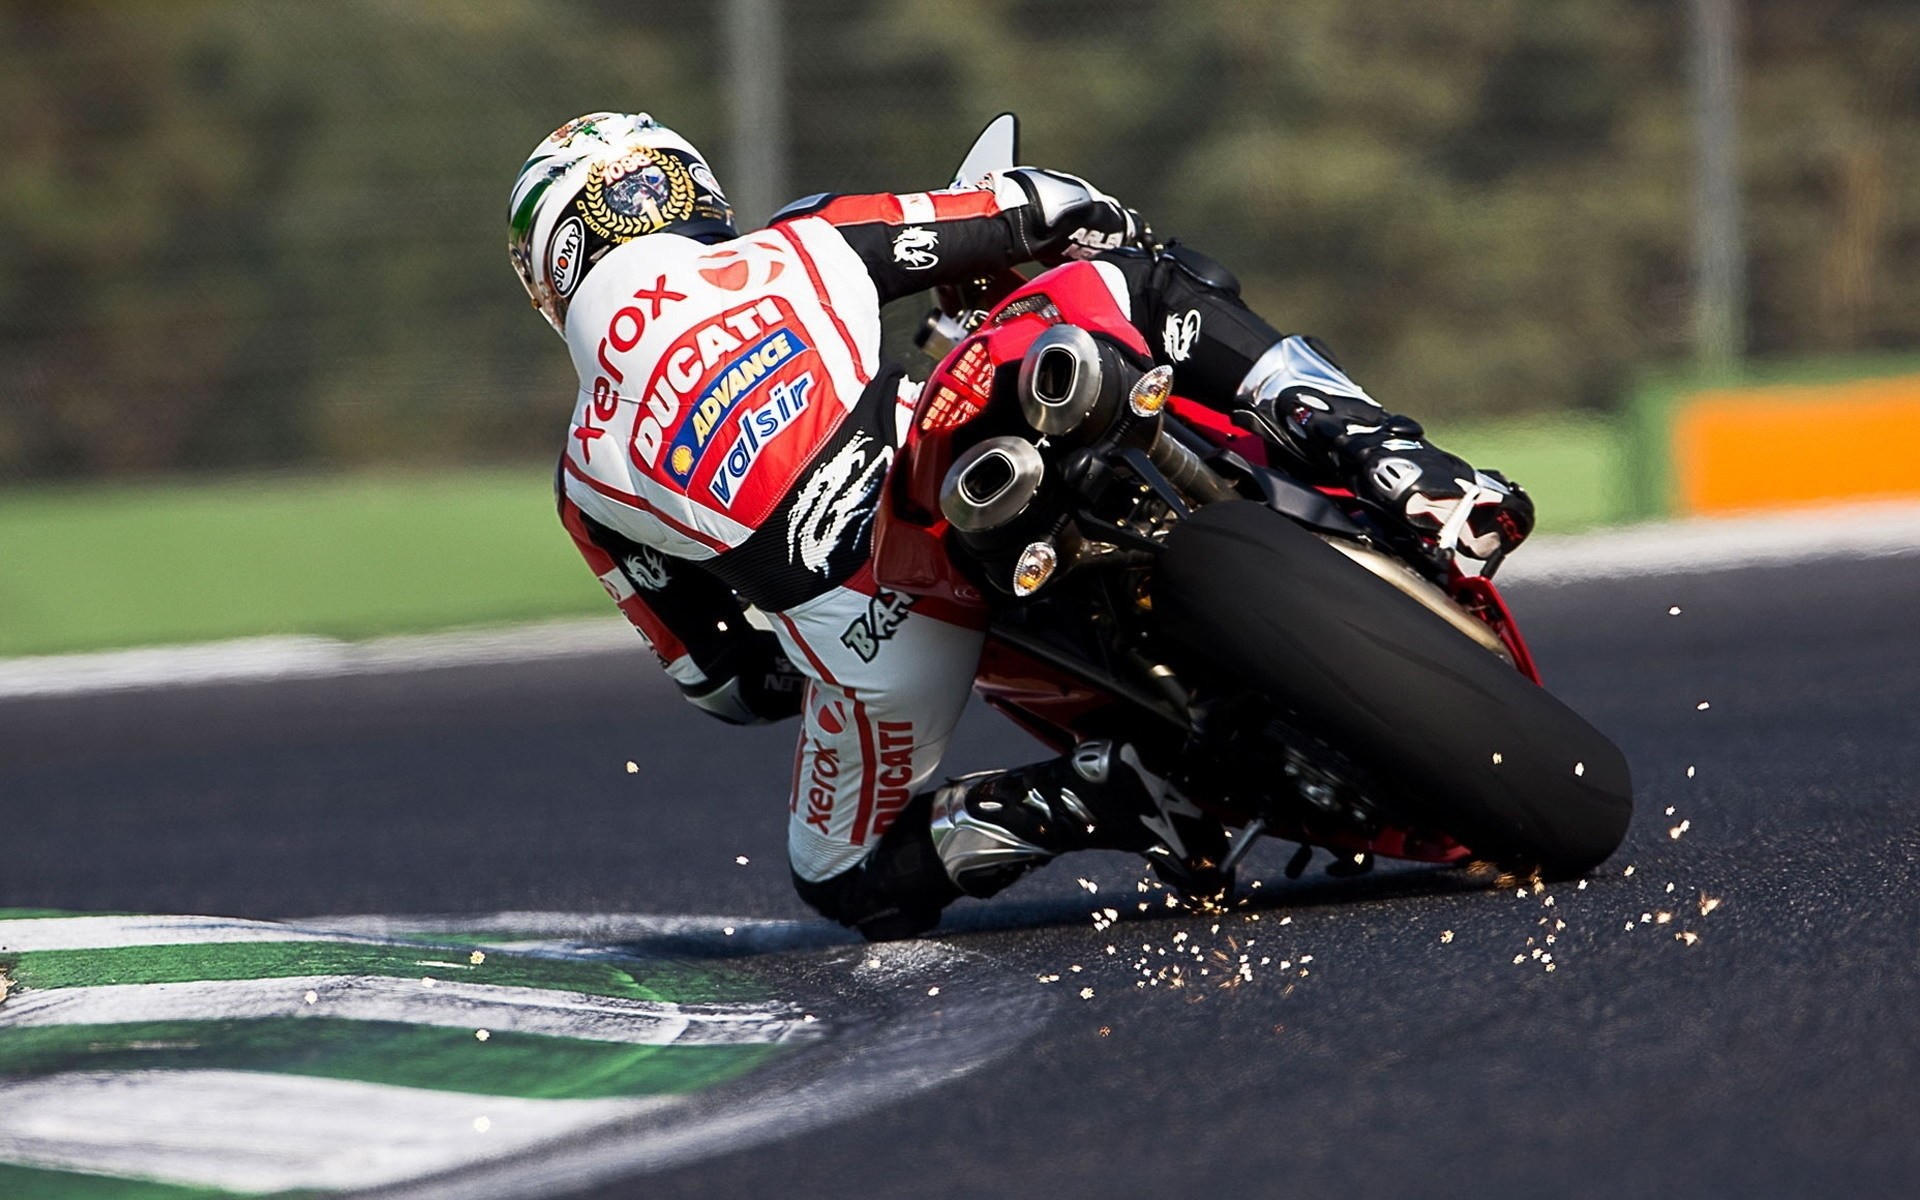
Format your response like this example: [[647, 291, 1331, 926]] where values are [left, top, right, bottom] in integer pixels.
[[1152, 501, 1632, 876]]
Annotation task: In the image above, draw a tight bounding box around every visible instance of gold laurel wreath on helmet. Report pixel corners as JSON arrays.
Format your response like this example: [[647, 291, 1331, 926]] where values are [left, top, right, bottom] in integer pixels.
[[579, 149, 698, 241]]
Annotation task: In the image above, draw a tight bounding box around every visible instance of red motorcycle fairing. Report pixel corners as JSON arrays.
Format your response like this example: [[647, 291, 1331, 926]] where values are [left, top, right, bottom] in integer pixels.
[[874, 260, 1147, 611], [871, 258, 1530, 867]]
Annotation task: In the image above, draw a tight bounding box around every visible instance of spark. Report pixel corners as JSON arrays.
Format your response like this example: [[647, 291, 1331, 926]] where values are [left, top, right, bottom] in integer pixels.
[[1079, 987, 1095, 1000], [1687, 765, 1696, 778], [1666, 806, 1676, 816], [475, 1029, 490, 1042], [1440, 930, 1455, 943], [473, 1116, 491, 1133], [1623, 865, 1636, 876], [1492, 751, 1504, 765], [1077, 878, 1099, 893], [1656, 912, 1673, 925], [1574, 762, 1585, 777], [735, 855, 750, 865], [1669, 824, 1687, 840], [1699, 893, 1721, 916], [625, 761, 638, 774], [927, 986, 940, 997], [724, 926, 736, 936], [304, 990, 318, 1005], [1668, 605, 1682, 615], [1677, 931, 1701, 946], [1098, 1026, 1112, 1037], [468, 950, 486, 965], [1666, 883, 1676, 893], [1577, 880, 1588, 890], [1696, 701, 1711, 711]]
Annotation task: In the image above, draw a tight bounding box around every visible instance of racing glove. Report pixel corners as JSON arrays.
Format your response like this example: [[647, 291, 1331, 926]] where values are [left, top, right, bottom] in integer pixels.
[[681, 629, 806, 726], [1001, 167, 1149, 262]]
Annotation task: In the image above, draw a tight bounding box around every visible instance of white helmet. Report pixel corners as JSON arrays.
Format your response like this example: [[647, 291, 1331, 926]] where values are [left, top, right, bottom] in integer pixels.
[[508, 112, 735, 335]]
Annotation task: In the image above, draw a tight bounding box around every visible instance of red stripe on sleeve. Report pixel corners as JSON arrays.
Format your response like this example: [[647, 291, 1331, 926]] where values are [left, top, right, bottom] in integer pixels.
[[801, 194, 905, 226]]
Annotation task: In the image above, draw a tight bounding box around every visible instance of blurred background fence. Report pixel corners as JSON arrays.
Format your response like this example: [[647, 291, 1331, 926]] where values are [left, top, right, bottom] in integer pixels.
[[3, 0, 1919, 655], [4, 0, 1918, 485]]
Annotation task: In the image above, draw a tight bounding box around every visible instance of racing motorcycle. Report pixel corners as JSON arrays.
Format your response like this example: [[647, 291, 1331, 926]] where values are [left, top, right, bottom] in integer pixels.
[[870, 116, 1633, 889]]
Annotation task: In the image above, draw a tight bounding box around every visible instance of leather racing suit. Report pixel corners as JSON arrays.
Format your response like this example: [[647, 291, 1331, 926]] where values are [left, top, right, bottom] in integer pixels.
[[556, 176, 1530, 939]]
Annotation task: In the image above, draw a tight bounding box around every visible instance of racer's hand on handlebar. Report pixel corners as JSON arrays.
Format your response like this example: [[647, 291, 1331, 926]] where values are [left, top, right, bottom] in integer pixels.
[[1002, 167, 1151, 261]]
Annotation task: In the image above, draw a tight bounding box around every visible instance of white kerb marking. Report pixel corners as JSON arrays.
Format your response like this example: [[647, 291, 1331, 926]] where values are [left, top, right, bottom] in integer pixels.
[[0, 1070, 661, 1194], [1500, 499, 1920, 586], [0, 914, 346, 953], [0, 976, 814, 1047]]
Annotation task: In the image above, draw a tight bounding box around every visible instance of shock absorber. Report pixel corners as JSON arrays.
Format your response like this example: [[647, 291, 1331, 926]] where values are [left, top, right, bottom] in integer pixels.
[[1147, 427, 1240, 505]]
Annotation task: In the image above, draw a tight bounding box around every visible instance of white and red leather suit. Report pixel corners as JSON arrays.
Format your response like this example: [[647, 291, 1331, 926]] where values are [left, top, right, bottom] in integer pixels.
[[552, 171, 1536, 935], [557, 185, 1104, 890]]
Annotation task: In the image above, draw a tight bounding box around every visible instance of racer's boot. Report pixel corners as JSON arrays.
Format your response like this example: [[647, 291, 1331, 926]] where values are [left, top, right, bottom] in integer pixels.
[[1238, 336, 1535, 564], [929, 740, 1228, 902], [793, 740, 1226, 942]]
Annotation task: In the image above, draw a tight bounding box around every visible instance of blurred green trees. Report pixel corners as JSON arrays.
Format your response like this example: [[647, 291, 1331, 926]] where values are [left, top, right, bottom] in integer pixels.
[[1, 0, 1915, 481]]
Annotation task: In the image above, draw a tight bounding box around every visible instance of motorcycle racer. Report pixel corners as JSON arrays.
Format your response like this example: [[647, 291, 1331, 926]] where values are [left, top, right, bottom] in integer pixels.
[[509, 111, 1535, 939]]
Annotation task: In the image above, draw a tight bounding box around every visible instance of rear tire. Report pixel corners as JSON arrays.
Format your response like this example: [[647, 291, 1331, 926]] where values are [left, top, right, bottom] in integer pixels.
[[1152, 501, 1632, 876]]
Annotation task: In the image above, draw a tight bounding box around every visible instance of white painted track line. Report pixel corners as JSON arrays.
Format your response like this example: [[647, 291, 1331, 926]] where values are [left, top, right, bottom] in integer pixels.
[[0, 617, 635, 700], [0, 1070, 657, 1193], [0, 975, 813, 1046], [1499, 499, 1920, 586], [5, 502, 1918, 699]]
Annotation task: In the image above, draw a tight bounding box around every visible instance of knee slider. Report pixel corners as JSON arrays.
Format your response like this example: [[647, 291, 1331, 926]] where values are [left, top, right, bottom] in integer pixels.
[[791, 792, 960, 941]]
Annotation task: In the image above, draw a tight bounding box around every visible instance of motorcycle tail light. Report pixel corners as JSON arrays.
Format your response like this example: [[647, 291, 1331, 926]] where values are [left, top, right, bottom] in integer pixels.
[[1128, 365, 1175, 417], [919, 339, 994, 433], [1011, 541, 1059, 597]]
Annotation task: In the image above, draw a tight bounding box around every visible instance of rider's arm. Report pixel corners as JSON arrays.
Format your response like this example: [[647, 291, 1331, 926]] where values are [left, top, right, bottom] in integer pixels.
[[559, 493, 803, 725], [768, 169, 1141, 305]]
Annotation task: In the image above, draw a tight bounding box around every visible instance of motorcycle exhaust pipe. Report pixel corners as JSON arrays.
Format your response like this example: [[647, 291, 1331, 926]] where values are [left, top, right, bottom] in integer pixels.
[[1017, 324, 1127, 436], [939, 435, 1047, 533]]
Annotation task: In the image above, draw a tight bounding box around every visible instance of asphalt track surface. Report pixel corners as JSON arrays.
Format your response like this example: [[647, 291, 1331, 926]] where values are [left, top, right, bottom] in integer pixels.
[[6, 553, 1920, 1198]]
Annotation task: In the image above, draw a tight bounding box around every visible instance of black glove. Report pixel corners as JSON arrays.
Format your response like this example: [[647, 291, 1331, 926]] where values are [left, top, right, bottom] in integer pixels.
[[682, 629, 805, 725], [1003, 167, 1147, 261]]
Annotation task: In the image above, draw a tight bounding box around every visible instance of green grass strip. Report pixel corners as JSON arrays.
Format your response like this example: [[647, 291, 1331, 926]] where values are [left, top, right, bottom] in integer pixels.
[[0, 1163, 255, 1200], [0, 468, 602, 657], [0, 1019, 781, 1101], [3, 941, 755, 1007], [1429, 414, 1631, 533]]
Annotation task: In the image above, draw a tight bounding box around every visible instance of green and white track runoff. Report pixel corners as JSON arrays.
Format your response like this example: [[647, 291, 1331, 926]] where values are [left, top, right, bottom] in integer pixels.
[[0, 911, 1048, 1198]]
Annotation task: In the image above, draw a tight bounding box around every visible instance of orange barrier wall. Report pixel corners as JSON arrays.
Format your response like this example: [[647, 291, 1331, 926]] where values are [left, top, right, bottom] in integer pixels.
[[1672, 374, 1920, 515]]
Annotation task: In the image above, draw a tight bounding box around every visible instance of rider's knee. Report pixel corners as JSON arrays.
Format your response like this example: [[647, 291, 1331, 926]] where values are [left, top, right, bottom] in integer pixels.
[[790, 792, 960, 942]]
